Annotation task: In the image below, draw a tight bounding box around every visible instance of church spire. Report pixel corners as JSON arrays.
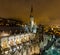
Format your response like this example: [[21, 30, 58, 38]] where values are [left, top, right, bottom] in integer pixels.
[[30, 5, 34, 32], [30, 5, 33, 17]]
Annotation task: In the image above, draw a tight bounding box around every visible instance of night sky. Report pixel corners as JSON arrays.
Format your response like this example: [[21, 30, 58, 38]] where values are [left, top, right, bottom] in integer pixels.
[[0, 0, 60, 25]]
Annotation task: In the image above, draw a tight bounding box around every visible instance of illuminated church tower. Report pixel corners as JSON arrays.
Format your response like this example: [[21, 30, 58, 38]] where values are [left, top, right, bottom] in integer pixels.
[[30, 5, 37, 33], [30, 5, 34, 32]]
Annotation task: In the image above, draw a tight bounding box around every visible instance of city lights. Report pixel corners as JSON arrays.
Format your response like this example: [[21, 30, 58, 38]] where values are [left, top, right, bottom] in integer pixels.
[[0, 0, 60, 55]]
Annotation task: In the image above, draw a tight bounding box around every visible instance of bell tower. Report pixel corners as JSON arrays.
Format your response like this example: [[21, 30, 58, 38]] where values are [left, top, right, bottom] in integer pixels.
[[30, 5, 34, 32]]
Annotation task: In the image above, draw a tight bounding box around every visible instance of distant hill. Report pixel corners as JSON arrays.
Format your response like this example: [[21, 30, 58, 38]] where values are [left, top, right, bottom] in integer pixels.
[[0, 17, 24, 26]]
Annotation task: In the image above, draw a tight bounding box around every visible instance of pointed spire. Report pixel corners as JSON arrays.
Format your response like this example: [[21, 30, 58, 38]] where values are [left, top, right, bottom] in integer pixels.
[[30, 5, 33, 17], [31, 5, 33, 13]]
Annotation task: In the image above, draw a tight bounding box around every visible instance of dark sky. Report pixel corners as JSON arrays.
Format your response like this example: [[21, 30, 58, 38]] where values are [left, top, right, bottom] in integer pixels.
[[0, 0, 60, 25]]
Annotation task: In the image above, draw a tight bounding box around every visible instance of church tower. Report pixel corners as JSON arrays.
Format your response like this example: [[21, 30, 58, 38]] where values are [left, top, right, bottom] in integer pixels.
[[30, 5, 37, 33], [30, 5, 34, 32]]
